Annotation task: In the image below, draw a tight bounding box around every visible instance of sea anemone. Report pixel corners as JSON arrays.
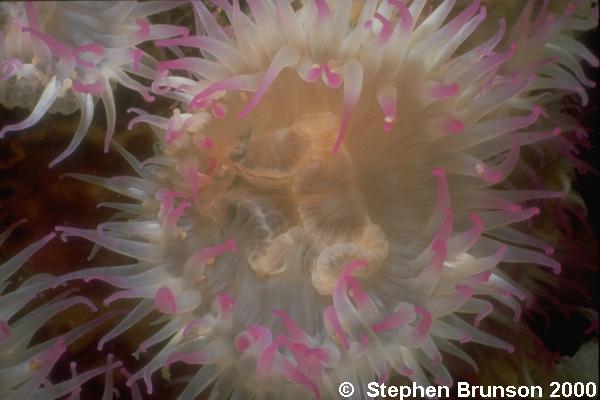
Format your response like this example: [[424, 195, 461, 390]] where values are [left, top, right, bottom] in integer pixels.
[[0, 1, 188, 166], [2, 0, 598, 399]]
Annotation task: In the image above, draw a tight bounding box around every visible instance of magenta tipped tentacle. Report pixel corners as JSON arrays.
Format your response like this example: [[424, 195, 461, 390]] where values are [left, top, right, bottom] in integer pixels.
[[154, 286, 177, 314], [332, 60, 363, 154]]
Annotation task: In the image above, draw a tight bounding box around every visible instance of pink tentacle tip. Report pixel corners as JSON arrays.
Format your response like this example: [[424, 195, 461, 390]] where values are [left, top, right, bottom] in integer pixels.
[[474, 303, 493, 327], [455, 284, 474, 299], [432, 168, 446, 177], [441, 118, 465, 134], [257, 344, 279, 377], [42, 231, 58, 244], [430, 354, 443, 366], [551, 127, 562, 137], [152, 70, 172, 95], [205, 157, 217, 175], [36, 337, 67, 362], [189, 95, 208, 111], [383, 115, 396, 132], [135, 19, 151, 41], [413, 306, 432, 336], [322, 63, 342, 88], [432, 238, 447, 255], [469, 212, 483, 225], [273, 309, 307, 341], [563, 2, 575, 18], [483, 169, 503, 184], [512, 308, 522, 322], [236, 335, 251, 352], [377, 370, 390, 385], [313, 0, 331, 22], [479, 270, 492, 283], [373, 12, 393, 44], [218, 292, 235, 312], [473, 2, 487, 18], [154, 287, 177, 314], [459, 332, 472, 344], [54, 226, 72, 241], [103, 290, 134, 307], [74, 43, 105, 68], [372, 306, 413, 333], [141, 90, 156, 103], [507, 203, 522, 212], [588, 54, 600, 68], [345, 275, 370, 306], [197, 136, 214, 150], [211, 99, 227, 118], [127, 107, 146, 116], [130, 48, 143, 73], [137, 340, 151, 354], [224, 239, 238, 252], [306, 65, 322, 82], [553, 263, 562, 275], [378, 94, 397, 133], [80, 297, 99, 313], [0, 320, 11, 342], [389, 0, 414, 32], [190, 239, 237, 264], [429, 83, 460, 100], [143, 368, 154, 394], [73, 78, 106, 95], [1, 58, 24, 80], [178, 26, 191, 37], [531, 105, 543, 118]]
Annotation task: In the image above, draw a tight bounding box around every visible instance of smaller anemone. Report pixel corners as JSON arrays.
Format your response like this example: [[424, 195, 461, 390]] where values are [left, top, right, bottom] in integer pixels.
[[0, 1, 188, 166], [0, 218, 129, 399]]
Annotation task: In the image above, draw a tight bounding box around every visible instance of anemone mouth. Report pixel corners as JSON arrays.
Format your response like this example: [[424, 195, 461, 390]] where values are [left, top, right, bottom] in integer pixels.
[[162, 66, 453, 297]]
